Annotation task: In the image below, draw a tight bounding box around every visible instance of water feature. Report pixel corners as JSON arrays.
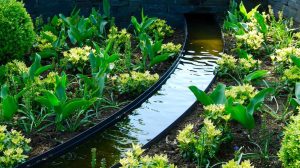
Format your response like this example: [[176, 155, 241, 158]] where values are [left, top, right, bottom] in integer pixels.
[[42, 14, 223, 168]]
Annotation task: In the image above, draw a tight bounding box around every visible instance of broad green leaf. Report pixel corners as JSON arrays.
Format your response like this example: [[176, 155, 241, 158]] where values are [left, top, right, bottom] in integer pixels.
[[150, 53, 171, 67], [108, 54, 119, 63], [290, 98, 300, 108], [247, 4, 260, 19], [244, 70, 268, 83], [239, 1, 248, 19], [29, 54, 42, 80], [35, 65, 53, 77], [2, 96, 18, 121], [103, 0, 111, 17], [295, 82, 300, 100], [210, 83, 226, 104], [38, 49, 58, 59], [60, 98, 96, 120], [255, 12, 267, 34], [226, 103, 255, 129], [55, 72, 67, 102], [291, 55, 300, 68], [236, 49, 248, 59], [247, 88, 274, 115], [0, 84, 8, 99], [44, 91, 60, 106], [189, 86, 214, 106]]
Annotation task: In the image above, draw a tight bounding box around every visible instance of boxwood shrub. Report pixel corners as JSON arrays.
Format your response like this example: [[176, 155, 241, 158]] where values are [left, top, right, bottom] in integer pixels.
[[0, 0, 35, 63]]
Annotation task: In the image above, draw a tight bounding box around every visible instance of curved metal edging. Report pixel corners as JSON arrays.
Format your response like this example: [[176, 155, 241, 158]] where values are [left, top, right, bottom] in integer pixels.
[[17, 18, 188, 168], [111, 14, 225, 168]]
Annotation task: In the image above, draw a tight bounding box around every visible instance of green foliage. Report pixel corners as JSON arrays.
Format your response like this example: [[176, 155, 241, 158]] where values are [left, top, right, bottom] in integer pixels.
[[177, 119, 222, 166], [278, 113, 300, 168], [0, 125, 31, 168], [120, 144, 176, 168], [36, 72, 96, 131], [225, 84, 258, 105], [139, 33, 173, 71], [131, 9, 156, 38], [147, 19, 174, 39], [290, 83, 300, 108], [111, 71, 159, 96], [222, 159, 254, 168], [0, 85, 18, 121], [0, 0, 35, 63]]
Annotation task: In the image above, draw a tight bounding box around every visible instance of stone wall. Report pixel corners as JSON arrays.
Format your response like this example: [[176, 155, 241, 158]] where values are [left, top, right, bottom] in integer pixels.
[[24, 0, 229, 27], [268, 0, 300, 24]]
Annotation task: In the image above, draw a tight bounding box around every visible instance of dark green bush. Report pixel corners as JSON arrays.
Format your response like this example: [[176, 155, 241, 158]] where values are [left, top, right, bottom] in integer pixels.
[[0, 0, 35, 63]]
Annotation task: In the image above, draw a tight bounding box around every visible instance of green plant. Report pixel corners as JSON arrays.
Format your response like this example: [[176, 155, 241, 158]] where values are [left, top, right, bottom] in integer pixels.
[[120, 143, 176, 168], [131, 9, 156, 38], [278, 112, 300, 168], [222, 159, 254, 168], [282, 55, 300, 84], [177, 119, 222, 166], [290, 82, 300, 108], [139, 33, 173, 71], [111, 71, 159, 96], [35, 72, 96, 131], [0, 0, 35, 63], [0, 85, 18, 121], [0, 125, 31, 168], [147, 19, 174, 39], [225, 87, 274, 129]]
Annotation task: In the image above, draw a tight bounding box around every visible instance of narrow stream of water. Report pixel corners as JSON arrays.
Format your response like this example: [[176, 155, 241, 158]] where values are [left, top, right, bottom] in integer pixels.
[[42, 14, 223, 168]]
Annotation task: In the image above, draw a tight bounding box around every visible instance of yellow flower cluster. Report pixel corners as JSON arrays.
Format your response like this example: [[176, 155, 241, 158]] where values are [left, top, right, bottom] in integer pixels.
[[282, 66, 300, 84], [222, 159, 254, 168], [217, 53, 237, 72], [41, 72, 58, 88], [176, 124, 194, 144], [225, 84, 258, 105], [36, 31, 58, 51], [148, 19, 174, 39], [204, 104, 230, 123], [239, 56, 261, 73], [271, 47, 300, 66], [217, 54, 260, 74], [112, 71, 159, 95], [63, 46, 93, 64], [0, 125, 31, 168], [160, 42, 182, 54], [236, 29, 264, 50], [203, 118, 222, 139], [5, 60, 28, 75], [120, 144, 176, 168]]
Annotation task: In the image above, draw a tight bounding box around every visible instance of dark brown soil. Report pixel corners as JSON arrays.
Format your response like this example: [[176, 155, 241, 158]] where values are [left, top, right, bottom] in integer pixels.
[[143, 34, 285, 167], [28, 29, 185, 158]]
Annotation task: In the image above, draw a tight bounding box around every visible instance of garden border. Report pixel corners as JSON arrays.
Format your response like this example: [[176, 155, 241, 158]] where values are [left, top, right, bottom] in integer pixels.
[[111, 13, 225, 168], [17, 17, 188, 168]]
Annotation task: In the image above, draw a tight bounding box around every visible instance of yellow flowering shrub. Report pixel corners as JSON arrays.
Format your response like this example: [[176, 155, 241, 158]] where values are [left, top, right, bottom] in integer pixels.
[[225, 84, 258, 105], [236, 29, 264, 51], [120, 144, 176, 168], [216, 53, 237, 74], [282, 66, 300, 84], [36, 31, 58, 51], [222, 159, 254, 168], [203, 104, 230, 126], [63, 46, 93, 65], [0, 125, 31, 168], [238, 56, 261, 73], [5, 60, 28, 75], [177, 119, 222, 165], [107, 26, 131, 54], [111, 71, 159, 95], [148, 19, 174, 39], [278, 113, 300, 168], [160, 42, 182, 54], [270, 47, 300, 66]]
